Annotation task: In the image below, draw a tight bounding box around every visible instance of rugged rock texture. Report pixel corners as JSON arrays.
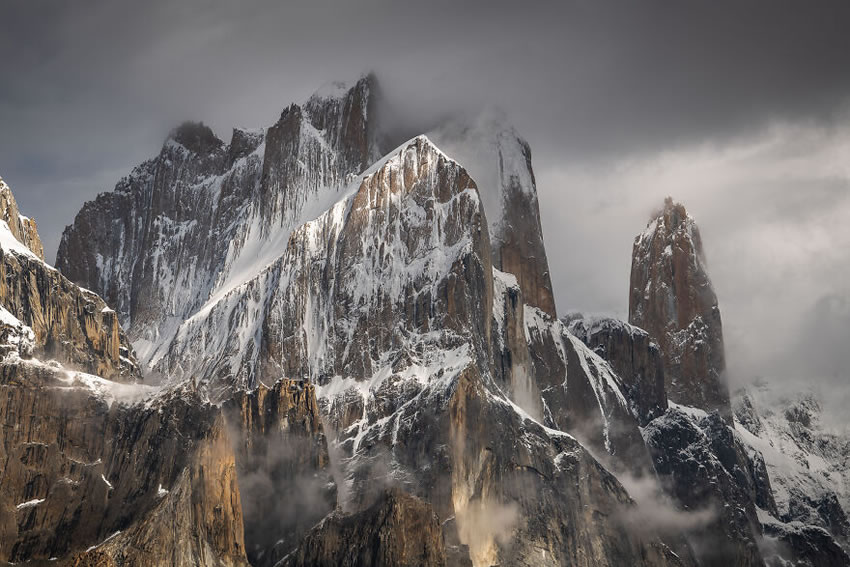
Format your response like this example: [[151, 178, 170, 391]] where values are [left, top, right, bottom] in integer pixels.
[[223, 379, 335, 566], [281, 489, 447, 567], [56, 75, 386, 373], [0, 176, 44, 260], [0, 362, 247, 566], [0, 179, 138, 382], [643, 406, 773, 566], [629, 197, 731, 420], [0, 181, 248, 566], [0, 244, 139, 382], [565, 314, 668, 426], [431, 115, 556, 317], [760, 514, 850, 567], [734, 387, 850, 551], [517, 303, 655, 478]]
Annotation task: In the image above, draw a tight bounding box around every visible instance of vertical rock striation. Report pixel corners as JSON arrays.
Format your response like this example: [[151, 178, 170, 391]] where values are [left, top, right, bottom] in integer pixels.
[[629, 197, 731, 420]]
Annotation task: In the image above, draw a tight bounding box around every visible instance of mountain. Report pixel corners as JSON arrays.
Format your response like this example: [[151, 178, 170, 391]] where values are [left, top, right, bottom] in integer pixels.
[[4, 74, 848, 567], [629, 197, 731, 420], [0, 178, 249, 566], [0, 177, 45, 261], [572, 197, 850, 567]]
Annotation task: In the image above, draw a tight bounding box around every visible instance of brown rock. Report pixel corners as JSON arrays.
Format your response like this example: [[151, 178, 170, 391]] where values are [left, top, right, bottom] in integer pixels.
[[281, 489, 447, 567], [565, 315, 668, 426], [0, 177, 45, 261], [0, 241, 139, 382], [0, 362, 247, 566], [629, 197, 731, 420], [223, 379, 336, 565]]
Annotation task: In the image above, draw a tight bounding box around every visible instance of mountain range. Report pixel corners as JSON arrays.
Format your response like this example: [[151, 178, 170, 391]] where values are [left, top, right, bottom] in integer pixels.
[[0, 75, 847, 567]]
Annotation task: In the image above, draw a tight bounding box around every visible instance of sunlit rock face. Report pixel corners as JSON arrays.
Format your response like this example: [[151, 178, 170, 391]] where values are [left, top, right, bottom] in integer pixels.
[[629, 197, 731, 421], [0, 180, 248, 567], [0, 177, 44, 261]]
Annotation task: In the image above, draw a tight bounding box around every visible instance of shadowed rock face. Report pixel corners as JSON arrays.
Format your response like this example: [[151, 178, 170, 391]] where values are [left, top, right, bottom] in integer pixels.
[[223, 379, 335, 566], [565, 315, 668, 427], [0, 363, 247, 566], [281, 489, 448, 567], [56, 75, 385, 372], [430, 117, 556, 318], [629, 197, 731, 420], [642, 407, 772, 567]]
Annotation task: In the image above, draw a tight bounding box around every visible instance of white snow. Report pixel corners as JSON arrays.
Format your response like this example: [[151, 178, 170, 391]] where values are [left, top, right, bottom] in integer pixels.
[[16, 498, 45, 510], [101, 474, 113, 490], [157, 483, 169, 497], [56, 370, 158, 408], [85, 531, 121, 552], [0, 220, 38, 260]]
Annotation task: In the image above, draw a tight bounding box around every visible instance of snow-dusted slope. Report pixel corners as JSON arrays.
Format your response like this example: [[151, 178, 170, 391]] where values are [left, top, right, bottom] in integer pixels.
[[734, 385, 850, 544], [57, 75, 384, 369], [430, 111, 556, 317]]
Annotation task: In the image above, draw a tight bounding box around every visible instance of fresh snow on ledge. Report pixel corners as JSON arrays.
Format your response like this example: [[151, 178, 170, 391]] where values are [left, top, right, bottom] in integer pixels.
[[16, 498, 45, 510]]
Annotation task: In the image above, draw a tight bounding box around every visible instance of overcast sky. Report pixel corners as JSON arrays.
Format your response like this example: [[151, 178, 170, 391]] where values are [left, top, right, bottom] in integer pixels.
[[2, 1, 850, 407]]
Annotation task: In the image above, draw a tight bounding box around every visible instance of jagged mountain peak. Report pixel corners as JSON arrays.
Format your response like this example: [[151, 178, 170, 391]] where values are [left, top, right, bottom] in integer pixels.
[[629, 198, 731, 420], [166, 121, 226, 155], [429, 109, 556, 317], [0, 175, 45, 261]]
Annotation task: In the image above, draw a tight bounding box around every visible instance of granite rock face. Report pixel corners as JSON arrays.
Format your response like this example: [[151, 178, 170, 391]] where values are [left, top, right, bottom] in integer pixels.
[[0, 180, 250, 567], [223, 379, 335, 566], [35, 75, 850, 567], [281, 489, 448, 567], [56, 76, 385, 375], [430, 118, 557, 317], [0, 177, 44, 261], [0, 362, 247, 566], [629, 197, 731, 420], [565, 314, 668, 427]]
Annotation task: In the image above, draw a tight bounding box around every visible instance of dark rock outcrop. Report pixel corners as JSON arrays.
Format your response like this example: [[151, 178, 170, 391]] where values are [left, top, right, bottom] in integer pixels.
[[629, 197, 731, 420], [643, 407, 774, 566], [223, 379, 335, 566], [281, 489, 447, 567], [565, 314, 668, 426]]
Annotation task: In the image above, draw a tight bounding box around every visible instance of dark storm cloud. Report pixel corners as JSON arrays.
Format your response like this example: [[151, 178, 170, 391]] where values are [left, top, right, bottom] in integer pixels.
[[2, 1, 850, 403]]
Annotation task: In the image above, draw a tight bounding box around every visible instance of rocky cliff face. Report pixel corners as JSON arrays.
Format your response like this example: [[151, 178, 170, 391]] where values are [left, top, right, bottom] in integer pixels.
[[629, 197, 731, 420], [36, 74, 850, 567], [431, 114, 556, 317], [223, 379, 335, 566], [565, 314, 668, 427], [56, 75, 385, 373], [49, 77, 696, 567], [0, 181, 250, 566], [0, 357, 248, 566], [0, 177, 44, 261], [282, 489, 448, 567]]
